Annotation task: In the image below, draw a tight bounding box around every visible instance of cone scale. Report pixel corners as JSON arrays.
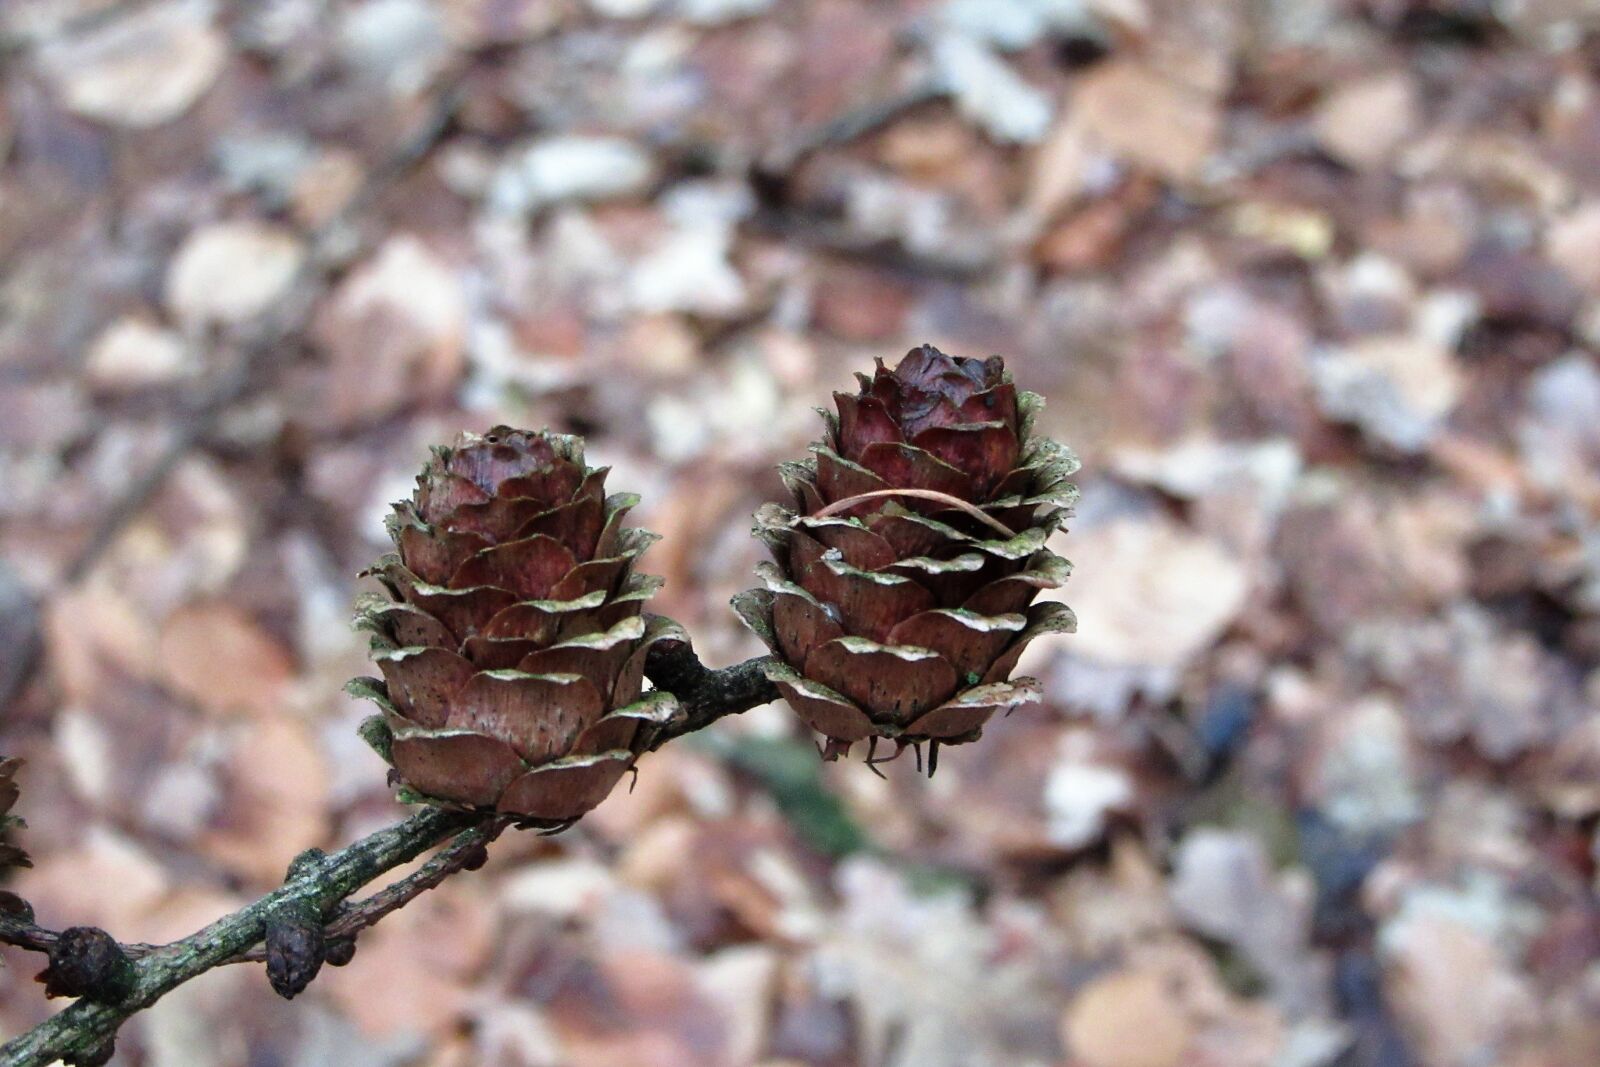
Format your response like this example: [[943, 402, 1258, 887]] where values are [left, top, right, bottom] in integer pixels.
[[349, 428, 680, 829], [735, 345, 1078, 764]]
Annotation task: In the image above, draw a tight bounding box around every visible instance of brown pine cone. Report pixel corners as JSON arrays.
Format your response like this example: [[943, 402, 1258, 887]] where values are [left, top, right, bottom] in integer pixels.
[[734, 345, 1077, 764], [349, 428, 681, 828], [0, 756, 30, 916]]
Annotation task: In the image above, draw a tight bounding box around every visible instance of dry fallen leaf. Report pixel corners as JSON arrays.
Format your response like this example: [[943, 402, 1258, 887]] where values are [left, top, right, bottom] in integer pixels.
[[1072, 60, 1219, 184], [1065, 516, 1250, 670], [1380, 893, 1538, 1067], [12, 827, 170, 934], [46, 579, 162, 700], [1313, 72, 1418, 171], [306, 234, 468, 428], [157, 602, 295, 718], [165, 221, 306, 329], [37, 0, 226, 128], [322, 878, 497, 1036], [196, 714, 331, 883], [85, 315, 196, 390], [1313, 335, 1462, 454], [1064, 966, 1194, 1067]]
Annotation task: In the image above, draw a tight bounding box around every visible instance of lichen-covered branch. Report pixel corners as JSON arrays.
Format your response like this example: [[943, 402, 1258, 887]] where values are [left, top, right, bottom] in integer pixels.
[[0, 808, 476, 1067], [0, 650, 775, 1066], [235, 814, 509, 965]]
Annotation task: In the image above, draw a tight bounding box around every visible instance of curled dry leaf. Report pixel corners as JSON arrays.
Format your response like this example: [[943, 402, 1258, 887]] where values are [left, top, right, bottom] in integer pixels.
[[1071, 59, 1220, 184], [1063, 966, 1194, 1067]]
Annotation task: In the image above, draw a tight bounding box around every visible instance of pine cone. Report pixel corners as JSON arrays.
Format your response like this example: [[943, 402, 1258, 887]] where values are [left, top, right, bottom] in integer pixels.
[[349, 428, 680, 828], [1, 756, 31, 916], [735, 345, 1077, 763]]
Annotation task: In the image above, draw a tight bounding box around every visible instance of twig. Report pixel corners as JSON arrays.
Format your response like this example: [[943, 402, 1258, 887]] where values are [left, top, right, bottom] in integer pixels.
[[0, 808, 477, 1067], [234, 815, 508, 964], [643, 638, 779, 746], [744, 80, 996, 281], [0, 655, 776, 1065], [756, 82, 940, 174], [0, 915, 58, 956], [747, 209, 997, 281], [0, 816, 504, 969]]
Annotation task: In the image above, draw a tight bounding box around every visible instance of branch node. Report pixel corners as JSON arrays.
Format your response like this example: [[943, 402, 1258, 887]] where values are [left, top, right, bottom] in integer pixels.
[[458, 842, 489, 872], [285, 847, 328, 881], [642, 635, 779, 747], [36, 927, 135, 1003]]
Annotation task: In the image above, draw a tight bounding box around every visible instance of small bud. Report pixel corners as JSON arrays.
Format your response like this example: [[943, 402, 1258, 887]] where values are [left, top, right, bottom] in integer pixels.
[[37, 927, 135, 1002], [285, 847, 327, 881], [325, 936, 357, 967], [459, 842, 489, 871], [265, 903, 325, 1000]]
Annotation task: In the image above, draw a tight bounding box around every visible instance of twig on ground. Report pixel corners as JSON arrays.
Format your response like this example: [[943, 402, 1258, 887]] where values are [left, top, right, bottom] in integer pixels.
[[755, 81, 940, 175]]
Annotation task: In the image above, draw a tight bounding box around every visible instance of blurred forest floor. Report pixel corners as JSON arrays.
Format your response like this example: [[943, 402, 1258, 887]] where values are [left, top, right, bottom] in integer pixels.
[[3, 0, 1600, 1064]]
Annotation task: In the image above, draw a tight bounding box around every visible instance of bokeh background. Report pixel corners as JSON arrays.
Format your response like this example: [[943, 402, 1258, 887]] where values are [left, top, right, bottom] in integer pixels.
[[4, 0, 1600, 1063]]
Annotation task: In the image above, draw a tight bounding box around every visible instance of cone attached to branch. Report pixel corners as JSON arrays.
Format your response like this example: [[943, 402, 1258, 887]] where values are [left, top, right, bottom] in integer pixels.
[[735, 345, 1077, 765], [349, 427, 681, 828], [1, 756, 31, 917]]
